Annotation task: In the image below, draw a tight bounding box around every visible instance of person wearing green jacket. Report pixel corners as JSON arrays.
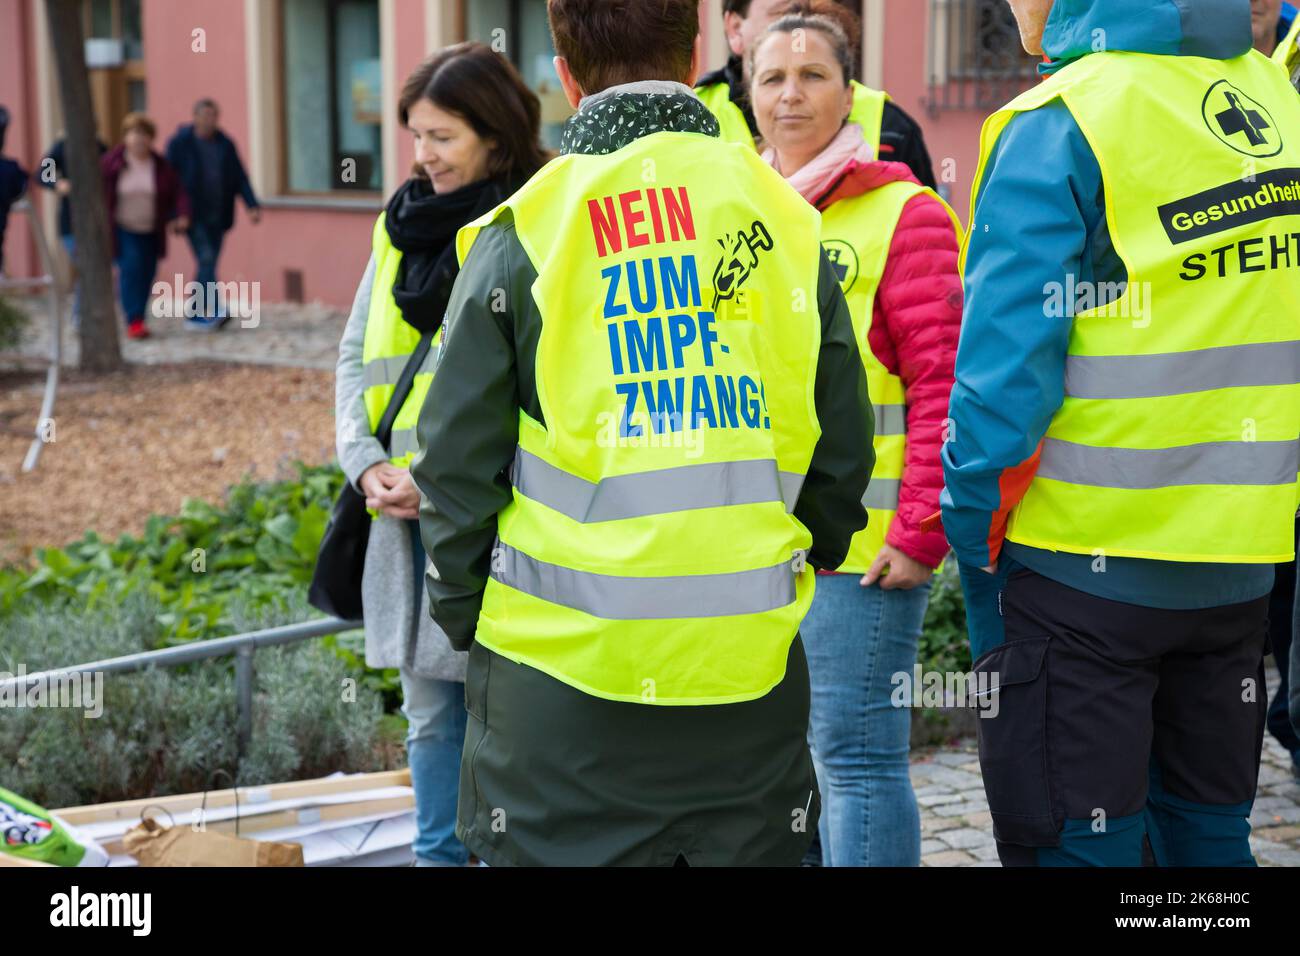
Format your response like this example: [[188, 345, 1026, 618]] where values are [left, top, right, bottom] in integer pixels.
[[412, 0, 874, 867]]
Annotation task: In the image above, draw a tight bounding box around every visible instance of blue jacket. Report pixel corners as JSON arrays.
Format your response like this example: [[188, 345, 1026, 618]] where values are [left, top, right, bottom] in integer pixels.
[[164, 124, 259, 232], [940, 0, 1275, 610]]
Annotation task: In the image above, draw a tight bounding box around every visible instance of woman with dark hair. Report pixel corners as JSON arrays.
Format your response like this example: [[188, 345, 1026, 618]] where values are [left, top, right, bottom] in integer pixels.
[[334, 42, 548, 867], [750, 4, 961, 866]]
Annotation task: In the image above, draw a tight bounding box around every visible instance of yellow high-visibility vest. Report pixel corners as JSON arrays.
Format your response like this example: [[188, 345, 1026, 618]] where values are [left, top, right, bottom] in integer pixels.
[[821, 180, 961, 573], [697, 78, 888, 155], [966, 50, 1300, 563], [456, 130, 831, 704], [361, 212, 441, 468]]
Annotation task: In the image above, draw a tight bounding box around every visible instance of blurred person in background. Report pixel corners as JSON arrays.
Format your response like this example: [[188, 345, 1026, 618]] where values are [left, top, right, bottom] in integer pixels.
[[751, 6, 961, 866], [334, 43, 547, 867], [100, 113, 189, 340], [0, 106, 29, 275], [1251, 0, 1298, 57], [166, 99, 261, 331], [39, 133, 108, 326]]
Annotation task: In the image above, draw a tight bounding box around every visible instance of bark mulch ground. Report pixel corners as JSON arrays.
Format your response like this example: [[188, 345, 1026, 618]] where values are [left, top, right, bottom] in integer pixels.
[[0, 362, 336, 568]]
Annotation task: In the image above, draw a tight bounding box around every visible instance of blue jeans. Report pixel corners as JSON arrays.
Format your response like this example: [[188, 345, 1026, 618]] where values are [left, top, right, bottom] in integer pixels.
[[801, 573, 932, 866], [186, 220, 226, 318], [400, 669, 469, 866], [114, 227, 158, 323]]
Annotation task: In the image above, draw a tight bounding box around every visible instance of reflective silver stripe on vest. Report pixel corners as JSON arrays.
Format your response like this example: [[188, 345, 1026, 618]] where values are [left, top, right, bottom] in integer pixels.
[[778, 471, 806, 511], [874, 403, 907, 437], [1064, 340, 1300, 400], [862, 478, 901, 511], [362, 350, 437, 390], [390, 428, 421, 459], [1037, 437, 1300, 489], [491, 542, 797, 619], [511, 447, 806, 521]]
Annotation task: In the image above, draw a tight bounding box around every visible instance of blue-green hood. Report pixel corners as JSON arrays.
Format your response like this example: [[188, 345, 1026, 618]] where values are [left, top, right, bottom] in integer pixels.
[[1041, 0, 1254, 73]]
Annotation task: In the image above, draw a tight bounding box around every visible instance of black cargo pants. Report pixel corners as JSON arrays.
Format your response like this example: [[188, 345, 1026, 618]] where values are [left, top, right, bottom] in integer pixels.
[[975, 566, 1269, 866]]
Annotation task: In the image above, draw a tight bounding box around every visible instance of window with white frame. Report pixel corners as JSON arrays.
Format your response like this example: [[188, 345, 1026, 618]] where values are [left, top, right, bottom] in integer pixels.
[[462, 0, 570, 148]]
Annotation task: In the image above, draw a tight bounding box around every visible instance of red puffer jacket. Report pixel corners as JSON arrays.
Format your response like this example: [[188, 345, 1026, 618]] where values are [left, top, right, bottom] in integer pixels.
[[817, 160, 962, 569]]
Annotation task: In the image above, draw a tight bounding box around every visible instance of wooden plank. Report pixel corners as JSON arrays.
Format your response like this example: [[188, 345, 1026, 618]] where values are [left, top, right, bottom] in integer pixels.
[[52, 769, 412, 825], [0, 854, 57, 867], [98, 796, 415, 857]]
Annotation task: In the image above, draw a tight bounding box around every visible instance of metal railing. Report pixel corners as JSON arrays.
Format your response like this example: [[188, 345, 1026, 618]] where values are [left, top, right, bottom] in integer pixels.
[[0, 616, 363, 755], [0, 198, 65, 472]]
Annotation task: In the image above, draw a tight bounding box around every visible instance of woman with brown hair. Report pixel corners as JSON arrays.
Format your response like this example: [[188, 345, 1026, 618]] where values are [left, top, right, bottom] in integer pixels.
[[750, 3, 961, 866], [100, 113, 189, 339], [333, 42, 548, 866]]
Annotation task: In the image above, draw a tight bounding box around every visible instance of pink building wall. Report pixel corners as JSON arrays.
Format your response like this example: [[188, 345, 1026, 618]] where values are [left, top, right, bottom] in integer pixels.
[[1, 0, 42, 281], [394, 0, 430, 116], [879, 0, 989, 224], [144, 0, 385, 309], [1, 0, 1004, 307]]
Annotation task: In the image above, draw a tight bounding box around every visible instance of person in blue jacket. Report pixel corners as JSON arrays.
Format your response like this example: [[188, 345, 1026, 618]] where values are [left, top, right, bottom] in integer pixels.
[[165, 99, 260, 329], [942, 0, 1297, 865]]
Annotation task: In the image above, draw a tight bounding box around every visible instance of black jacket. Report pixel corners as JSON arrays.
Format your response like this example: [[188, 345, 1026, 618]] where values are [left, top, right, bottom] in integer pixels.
[[696, 55, 938, 189], [164, 125, 259, 232]]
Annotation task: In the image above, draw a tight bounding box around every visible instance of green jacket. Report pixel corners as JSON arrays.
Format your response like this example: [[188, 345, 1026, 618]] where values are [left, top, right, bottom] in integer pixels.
[[412, 82, 873, 866]]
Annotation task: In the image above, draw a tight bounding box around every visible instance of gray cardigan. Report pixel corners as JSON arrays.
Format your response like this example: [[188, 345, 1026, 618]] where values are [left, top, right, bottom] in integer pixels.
[[334, 253, 467, 682]]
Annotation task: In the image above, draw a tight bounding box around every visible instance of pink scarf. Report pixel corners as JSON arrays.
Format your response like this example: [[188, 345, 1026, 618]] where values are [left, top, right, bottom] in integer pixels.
[[761, 122, 872, 205]]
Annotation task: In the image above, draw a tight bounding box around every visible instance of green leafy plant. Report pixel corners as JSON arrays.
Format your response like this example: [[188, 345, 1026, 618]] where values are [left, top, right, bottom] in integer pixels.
[[919, 563, 972, 676], [910, 564, 977, 745], [1, 462, 338, 629], [0, 463, 401, 699]]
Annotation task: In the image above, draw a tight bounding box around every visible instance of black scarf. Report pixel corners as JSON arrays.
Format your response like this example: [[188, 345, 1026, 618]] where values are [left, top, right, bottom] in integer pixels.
[[384, 174, 513, 333]]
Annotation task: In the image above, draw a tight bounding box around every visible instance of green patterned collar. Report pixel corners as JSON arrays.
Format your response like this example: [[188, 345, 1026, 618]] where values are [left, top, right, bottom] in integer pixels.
[[560, 81, 720, 156]]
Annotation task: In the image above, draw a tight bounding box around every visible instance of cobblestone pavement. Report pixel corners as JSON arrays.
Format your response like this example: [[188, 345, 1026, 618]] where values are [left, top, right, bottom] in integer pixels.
[[913, 663, 1300, 866], [5, 297, 349, 371]]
